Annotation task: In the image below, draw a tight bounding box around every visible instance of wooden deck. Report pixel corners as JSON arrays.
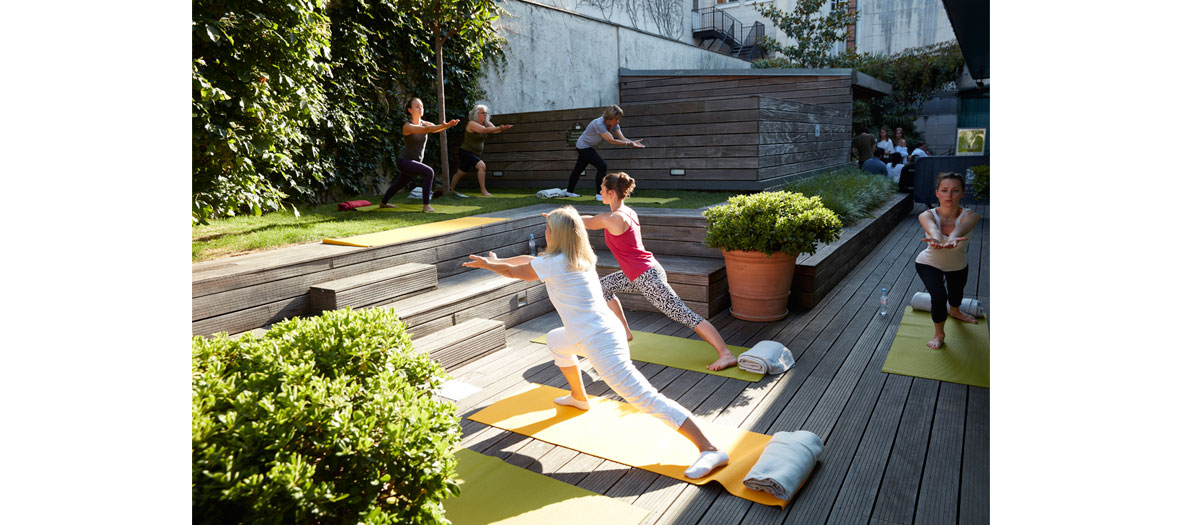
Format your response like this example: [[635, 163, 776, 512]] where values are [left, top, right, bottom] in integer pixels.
[[446, 203, 989, 525]]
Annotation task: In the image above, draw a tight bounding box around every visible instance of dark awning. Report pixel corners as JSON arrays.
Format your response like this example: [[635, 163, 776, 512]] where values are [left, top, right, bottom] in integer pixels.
[[941, 0, 989, 81]]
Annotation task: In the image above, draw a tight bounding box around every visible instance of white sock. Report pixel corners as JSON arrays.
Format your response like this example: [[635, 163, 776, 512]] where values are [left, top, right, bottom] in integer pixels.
[[684, 450, 729, 479], [554, 395, 589, 411]]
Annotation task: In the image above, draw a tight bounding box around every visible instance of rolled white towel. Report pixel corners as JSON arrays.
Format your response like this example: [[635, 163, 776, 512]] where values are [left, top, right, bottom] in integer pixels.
[[737, 340, 795, 375], [910, 292, 983, 317], [408, 187, 423, 199], [742, 430, 824, 501], [536, 188, 566, 198]]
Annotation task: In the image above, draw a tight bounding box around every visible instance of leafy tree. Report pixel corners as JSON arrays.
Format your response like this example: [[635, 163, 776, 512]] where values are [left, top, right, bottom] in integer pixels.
[[397, 0, 503, 192], [755, 0, 857, 68], [844, 41, 965, 138]]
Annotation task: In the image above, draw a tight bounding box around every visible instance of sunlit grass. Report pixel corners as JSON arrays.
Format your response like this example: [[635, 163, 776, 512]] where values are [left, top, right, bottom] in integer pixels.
[[193, 188, 737, 261]]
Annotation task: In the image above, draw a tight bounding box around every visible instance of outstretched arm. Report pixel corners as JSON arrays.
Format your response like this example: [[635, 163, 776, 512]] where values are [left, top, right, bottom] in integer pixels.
[[404, 119, 460, 135], [463, 253, 539, 281], [918, 210, 947, 247], [940, 210, 980, 248]]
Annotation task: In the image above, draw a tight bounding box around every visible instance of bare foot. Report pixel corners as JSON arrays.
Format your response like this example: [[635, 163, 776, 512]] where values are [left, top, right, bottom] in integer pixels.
[[379, 203, 397, 209], [422, 205, 436, 213], [948, 310, 978, 324], [706, 352, 738, 371], [927, 336, 944, 350], [480, 191, 493, 197]]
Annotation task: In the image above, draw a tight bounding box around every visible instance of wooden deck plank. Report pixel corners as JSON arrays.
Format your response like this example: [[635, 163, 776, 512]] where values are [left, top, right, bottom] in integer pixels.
[[436, 198, 987, 524], [959, 387, 990, 525], [914, 383, 967, 525]]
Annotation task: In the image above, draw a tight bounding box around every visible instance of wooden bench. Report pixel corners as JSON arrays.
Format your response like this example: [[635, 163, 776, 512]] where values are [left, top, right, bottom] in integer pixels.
[[308, 262, 437, 311]]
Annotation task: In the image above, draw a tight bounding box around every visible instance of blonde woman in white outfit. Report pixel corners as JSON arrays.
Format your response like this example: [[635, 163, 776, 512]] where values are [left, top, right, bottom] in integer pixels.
[[463, 206, 729, 479]]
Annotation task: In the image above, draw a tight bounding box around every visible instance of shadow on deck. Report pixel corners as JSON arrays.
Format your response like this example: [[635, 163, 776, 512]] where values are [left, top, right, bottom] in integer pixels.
[[447, 203, 990, 525]]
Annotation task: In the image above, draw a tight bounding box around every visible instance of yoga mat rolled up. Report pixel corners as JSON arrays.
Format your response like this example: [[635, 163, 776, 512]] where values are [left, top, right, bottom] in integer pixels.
[[443, 448, 648, 525], [742, 431, 823, 502], [530, 330, 762, 382], [910, 292, 984, 317], [468, 383, 789, 507], [337, 200, 371, 211]]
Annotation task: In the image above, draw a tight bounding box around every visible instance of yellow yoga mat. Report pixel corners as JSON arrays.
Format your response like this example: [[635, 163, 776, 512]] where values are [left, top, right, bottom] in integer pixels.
[[443, 448, 648, 525], [881, 306, 990, 388], [356, 204, 480, 214], [531, 330, 762, 382], [323, 216, 508, 248], [468, 383, 788, 508]]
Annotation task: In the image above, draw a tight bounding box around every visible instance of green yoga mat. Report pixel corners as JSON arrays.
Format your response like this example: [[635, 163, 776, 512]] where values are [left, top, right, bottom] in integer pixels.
[[881, 306, 990, 388], [530, 330, 762, 381], [443, 448, 648, 525]]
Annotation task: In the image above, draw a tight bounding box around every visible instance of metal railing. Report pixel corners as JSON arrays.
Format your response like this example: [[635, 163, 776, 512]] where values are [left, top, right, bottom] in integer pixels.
[[692, 7, 764, 60]]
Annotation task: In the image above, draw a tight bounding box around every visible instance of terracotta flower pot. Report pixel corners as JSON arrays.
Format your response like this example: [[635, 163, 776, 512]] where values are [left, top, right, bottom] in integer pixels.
[[722, 250, 797, 322]]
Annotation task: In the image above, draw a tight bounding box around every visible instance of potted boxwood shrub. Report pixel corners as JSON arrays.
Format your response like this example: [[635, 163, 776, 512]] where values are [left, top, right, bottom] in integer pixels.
[[703, 191, 842, 321]]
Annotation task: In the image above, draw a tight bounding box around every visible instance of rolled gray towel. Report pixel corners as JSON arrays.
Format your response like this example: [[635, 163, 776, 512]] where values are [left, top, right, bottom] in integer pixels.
[[536, 188, 565, 198], [742, 430, 824, 501], [910, 292, 983, 317], [737, 340, 794, 375]]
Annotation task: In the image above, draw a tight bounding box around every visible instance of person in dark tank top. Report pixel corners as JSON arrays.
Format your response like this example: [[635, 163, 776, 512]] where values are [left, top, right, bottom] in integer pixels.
[[379, 97, 459, 213]]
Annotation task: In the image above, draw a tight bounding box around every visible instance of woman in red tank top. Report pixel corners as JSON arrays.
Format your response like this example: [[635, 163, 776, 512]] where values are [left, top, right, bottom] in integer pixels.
[[576, 172, 738, 371]]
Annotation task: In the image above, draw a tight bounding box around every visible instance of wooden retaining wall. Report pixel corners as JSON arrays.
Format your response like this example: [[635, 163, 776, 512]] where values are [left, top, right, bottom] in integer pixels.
[[619, 70, 856, 112], [479, 95, 850, 192]]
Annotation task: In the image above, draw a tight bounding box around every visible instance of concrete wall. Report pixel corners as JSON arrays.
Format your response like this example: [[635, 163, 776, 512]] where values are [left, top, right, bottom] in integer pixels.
[[479, 0, 750, 114], [530, 0, 692, 42], [852, 0, 955, 55]]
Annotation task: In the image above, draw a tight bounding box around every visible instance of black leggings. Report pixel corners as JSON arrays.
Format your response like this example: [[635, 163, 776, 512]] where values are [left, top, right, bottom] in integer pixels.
[[382, 157, 435, 206], [914, 262, 969, 324], [566, 147, 607, 194]]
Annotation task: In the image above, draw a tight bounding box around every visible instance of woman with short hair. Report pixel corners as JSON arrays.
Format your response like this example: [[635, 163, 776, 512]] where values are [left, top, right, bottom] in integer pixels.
[[449, 104, 512, 197], [564, 105, 645, 200]]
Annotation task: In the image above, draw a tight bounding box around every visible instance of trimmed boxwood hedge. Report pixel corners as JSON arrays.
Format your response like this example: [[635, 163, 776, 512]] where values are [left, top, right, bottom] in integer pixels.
[[192, 308, 461, 524]]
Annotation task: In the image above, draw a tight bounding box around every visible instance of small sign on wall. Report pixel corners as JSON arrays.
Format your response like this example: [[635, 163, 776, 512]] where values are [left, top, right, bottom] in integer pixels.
[[815, 124, 821, 137], [565, 123, 584, 147], [956, 128, 986, 156]]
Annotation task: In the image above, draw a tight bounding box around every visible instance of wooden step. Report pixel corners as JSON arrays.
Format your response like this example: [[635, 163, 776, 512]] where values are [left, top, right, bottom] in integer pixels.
[[413, 318, 506, 371], [593, 250, 729, 318], [308, 262, 437, 311], [383, 269, 552, 339]]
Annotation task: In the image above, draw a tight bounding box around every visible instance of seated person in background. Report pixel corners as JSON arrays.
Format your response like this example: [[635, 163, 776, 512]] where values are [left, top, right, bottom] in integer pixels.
[[886, 152, 905, 184], [908, 141, 930, 163], [862, 147, 888, 176], [893, 127, 909, 162]]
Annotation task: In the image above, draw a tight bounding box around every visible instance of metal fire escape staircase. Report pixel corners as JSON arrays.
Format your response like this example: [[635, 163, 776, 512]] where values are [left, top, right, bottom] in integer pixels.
[[692, 7, 765, 61]]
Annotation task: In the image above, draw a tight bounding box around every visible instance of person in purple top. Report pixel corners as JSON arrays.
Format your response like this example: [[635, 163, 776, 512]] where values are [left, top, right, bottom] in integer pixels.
[[379, 97, 459, 213]]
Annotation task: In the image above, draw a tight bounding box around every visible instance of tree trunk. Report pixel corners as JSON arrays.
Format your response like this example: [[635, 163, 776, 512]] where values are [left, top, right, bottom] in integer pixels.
[[434, 31, 450, 192]]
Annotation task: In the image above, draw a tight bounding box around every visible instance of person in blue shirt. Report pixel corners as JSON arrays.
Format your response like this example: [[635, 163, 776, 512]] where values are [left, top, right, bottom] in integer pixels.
[[563, 105, 645, 201], [861, 147, 888, 176]]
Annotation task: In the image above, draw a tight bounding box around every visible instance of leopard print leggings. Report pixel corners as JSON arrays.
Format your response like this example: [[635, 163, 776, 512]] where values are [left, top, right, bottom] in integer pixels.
[[600, 264, 705, 329]]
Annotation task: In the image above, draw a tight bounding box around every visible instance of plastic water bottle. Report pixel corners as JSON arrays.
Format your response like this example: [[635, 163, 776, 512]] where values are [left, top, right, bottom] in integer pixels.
[[879, 288, 888, 316], [528, 233, 537, 256]]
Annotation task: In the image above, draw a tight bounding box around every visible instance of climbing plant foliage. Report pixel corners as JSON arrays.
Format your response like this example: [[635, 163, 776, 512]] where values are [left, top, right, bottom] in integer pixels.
[[192, 0, 504, 223]]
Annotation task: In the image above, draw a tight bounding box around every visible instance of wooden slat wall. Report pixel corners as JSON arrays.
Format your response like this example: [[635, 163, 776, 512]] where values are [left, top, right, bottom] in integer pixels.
[[619, 74, 854, 113], [480, 93, 850, 192], [480, 97, 762, 191], [758, 96, 852, 187]]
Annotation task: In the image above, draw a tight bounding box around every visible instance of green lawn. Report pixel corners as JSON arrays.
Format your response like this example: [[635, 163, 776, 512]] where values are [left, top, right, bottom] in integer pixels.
[[193, 188, 738, 262]]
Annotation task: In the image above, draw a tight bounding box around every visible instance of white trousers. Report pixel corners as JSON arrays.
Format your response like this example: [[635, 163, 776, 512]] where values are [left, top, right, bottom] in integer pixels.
[[547, 327, 691, 429]]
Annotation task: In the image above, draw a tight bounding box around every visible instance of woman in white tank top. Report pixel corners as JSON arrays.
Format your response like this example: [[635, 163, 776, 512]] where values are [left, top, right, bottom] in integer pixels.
[[914, 173, 981, 350]]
